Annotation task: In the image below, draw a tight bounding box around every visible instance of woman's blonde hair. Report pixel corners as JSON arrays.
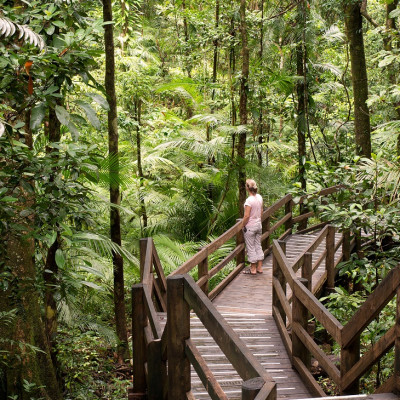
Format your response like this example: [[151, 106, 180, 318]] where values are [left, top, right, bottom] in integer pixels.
[[246, 179, 258, 194]]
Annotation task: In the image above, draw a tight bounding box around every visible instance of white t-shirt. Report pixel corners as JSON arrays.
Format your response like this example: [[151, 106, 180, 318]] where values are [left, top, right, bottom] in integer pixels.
[[244, 194, 263, 228]]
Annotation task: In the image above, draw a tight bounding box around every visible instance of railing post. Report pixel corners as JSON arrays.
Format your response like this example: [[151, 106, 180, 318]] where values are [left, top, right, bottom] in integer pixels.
[[342, 229, 351, 262], [198, 257, 209, 295], [236, 218, 245, 267], [147, 339, 164, 400], [140, 238, 148, 281], [273, 240, 286, 323], [131, 283, 147, 398], [242, 377, 265, 400], [396, 287, 400, 394], [298, 200, 308, 231], [262, 215, 270, 252], [355, 228, 363, 258], [340, 337, 360, 395], [167, 275, 191, 400], [292, 278, 311, 369], [302, 252, 312, 292], [284, 197, 293, 233], [326, 225, 336, 293]]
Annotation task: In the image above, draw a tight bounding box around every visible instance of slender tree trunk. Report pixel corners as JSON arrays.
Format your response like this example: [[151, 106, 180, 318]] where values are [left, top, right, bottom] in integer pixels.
[[296, 0, 307, 192], [257, 0, 264, 167], [0, 112, 62, 400], [238, 0, 249, 216], [229, 16, 237, 159], [43, 100, 62, 348], [383, 0, 400, 155], [211, 0, 220, 103], [344, 1, 372, 158], [103, 0, 130, 362], [135, 98, 148, 233], [182, 0, 191, 77]]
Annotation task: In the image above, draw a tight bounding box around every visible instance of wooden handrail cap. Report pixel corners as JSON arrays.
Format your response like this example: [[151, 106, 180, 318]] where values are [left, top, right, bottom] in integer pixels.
[[242, 377, 265, 390]]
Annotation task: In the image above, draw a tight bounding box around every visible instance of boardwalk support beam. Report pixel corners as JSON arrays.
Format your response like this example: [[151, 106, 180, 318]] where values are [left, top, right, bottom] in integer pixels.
[[167, 275, 191, 400], [242, 377, 265, 400], [132, 283, 147, 398]]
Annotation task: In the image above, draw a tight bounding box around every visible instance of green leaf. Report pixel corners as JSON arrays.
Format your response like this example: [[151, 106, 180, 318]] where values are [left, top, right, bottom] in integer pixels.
[[30, 103, 46, 130], [80, 281, 104, 291], [1, 196, 17, 202], [46, 25, 55, 35], [85, 92, 110, 111], [389, 8, 400, 18], [55, 249, 66, 268], [75, 100, 101, 129], [55, 105, 70, 126]]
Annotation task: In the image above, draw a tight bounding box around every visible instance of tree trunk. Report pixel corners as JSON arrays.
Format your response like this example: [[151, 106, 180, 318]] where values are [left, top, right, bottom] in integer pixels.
[[103, 0, 130, 362], [229, 16, 237, 159], [344, 1, 372, 158], [257, 0, 264, 167], [211, 0, 220, 103], [383, 0, 400, 155], [238, 0, 249, 216], [135, 98, 148, 233], [43, 100, 62, 348], [0, 113, 62, 400], [296, 0, 307, 193], [182, 0, 191, 77]]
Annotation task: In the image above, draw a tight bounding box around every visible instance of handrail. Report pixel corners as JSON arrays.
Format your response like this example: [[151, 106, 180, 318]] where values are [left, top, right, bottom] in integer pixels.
[[272, 234, 400, 397], [168, 185, 346, 300]]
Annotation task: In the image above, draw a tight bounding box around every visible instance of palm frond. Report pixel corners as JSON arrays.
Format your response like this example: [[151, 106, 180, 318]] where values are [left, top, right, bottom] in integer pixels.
[[323, 25, 345, 43], [73, 232, 139, 268], [0, 17, 46, 51], [312, 62, 343, 78]]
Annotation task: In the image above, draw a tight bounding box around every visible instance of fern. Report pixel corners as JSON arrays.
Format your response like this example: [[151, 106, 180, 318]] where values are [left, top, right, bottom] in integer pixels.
[[0, 121, 5, 138], [0, 17, 45, 51]]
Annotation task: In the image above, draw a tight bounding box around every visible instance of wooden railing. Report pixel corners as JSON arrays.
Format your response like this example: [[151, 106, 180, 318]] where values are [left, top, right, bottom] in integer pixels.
[[169, 185, 345, 301], [130, 238, 276, 400], [131, 238, 168, 400], [272, 237, 400, 396], [129, 184, 358, 399]]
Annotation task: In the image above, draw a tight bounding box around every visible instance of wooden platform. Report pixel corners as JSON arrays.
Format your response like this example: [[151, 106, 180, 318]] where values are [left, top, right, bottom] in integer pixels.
[[210, 231, 343, 399], [157, 231, 345, 399]]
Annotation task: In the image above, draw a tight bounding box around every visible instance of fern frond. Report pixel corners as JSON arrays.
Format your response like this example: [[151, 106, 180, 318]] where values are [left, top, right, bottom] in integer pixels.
[[324, 25, 345, 43], [0, 18, 46, 51]]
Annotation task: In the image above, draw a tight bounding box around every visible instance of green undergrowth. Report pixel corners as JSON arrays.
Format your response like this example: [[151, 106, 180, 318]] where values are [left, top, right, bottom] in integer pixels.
[[56, 326, 131, 400]]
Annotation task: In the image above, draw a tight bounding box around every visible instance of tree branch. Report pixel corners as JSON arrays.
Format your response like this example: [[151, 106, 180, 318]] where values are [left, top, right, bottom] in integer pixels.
[[360, 0, 379, 28]]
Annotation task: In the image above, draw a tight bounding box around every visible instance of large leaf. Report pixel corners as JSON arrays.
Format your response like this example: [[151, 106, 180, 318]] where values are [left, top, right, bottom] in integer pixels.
[[30, 103, 46, 130], [55, 105, 70, 126], [75, 100, 101, 129], [55, 249, 66, 268], [55, 105, 80, 140], [85, 93, 110, 111]]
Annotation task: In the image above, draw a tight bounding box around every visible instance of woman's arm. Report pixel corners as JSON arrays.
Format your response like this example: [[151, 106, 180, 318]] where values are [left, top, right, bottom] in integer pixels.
[[242, 205, 251, 228]]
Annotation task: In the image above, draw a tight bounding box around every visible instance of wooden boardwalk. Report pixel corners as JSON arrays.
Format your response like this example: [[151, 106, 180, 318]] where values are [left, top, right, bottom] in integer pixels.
[[158, 231, 344, 399]]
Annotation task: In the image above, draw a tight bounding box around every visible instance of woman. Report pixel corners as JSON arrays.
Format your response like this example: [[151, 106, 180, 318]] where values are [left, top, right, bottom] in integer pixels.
[[242, 179, 264, 275]]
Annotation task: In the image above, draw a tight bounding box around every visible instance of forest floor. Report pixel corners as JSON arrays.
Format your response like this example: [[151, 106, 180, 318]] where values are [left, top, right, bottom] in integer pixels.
[[57, 325, 132, 400]]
